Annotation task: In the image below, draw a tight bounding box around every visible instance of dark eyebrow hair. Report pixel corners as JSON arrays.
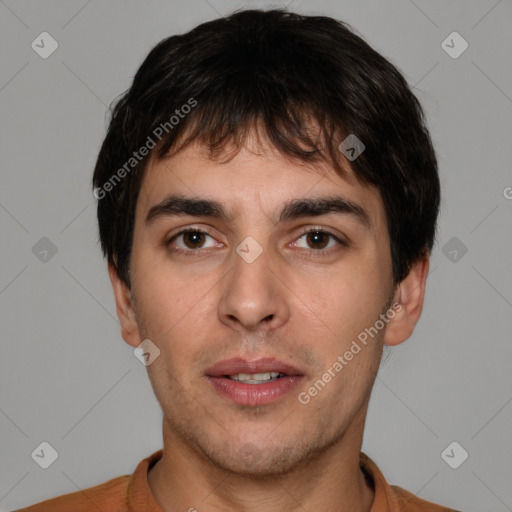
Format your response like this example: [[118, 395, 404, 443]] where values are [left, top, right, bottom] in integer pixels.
[[145, 194, 371, 229]]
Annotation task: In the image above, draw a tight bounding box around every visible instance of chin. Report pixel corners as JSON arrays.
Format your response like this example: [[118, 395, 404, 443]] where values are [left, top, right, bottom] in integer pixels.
[[214, 448, 301, 477], [201, 436, 333, 478]]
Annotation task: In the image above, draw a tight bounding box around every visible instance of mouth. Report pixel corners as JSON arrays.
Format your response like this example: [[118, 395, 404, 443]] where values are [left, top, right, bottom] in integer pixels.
[[226, 371, 286, 383], [204, 357, 304, 406]]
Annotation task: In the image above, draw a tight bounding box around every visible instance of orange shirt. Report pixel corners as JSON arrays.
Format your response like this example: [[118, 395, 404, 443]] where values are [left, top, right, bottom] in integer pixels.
[[14, 450, 460, 512]]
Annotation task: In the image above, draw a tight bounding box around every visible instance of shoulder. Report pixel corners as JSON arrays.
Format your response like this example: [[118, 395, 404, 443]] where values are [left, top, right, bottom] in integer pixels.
[[359, 452, 462, 512], [11, 474, 131, 512], [389, 484, 463, 512]]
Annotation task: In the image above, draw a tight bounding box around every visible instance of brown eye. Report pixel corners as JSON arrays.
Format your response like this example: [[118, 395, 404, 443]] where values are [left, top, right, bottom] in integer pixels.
[[305, 231, 330, 249], [167, 228, 218, 254], [293, 228, 344, 253], [182, 231, 206, 249]]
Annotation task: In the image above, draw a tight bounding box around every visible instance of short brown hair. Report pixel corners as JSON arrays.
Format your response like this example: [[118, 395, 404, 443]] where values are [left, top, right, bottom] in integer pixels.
[[92, 8, 440, 287]]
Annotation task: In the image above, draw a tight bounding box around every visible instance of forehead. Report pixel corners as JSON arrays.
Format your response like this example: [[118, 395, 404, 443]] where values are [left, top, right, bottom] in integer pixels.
[[136, 137, 386, 232]]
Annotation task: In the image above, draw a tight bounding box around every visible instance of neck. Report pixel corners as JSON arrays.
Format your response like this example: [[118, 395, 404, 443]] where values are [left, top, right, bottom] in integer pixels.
[[148, 411, 375, 512]]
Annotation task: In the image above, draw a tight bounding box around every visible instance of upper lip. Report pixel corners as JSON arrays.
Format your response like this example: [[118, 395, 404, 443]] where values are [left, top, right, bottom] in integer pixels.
[[205, 357, 303, 377]]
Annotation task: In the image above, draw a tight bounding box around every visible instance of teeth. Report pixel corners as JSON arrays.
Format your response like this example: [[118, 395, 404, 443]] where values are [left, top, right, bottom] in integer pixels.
[[228, 372, 283, 383]]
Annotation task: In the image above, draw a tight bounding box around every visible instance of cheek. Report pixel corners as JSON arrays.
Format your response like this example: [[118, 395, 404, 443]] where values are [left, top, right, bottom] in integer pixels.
[[132, 247, 190, 320], [307, 262, 389, 349], [131, 261, 215, 362]]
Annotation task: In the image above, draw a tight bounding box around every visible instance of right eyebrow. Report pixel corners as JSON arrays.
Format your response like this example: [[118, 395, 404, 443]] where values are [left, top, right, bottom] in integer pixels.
[[145, 195, 233, 226]]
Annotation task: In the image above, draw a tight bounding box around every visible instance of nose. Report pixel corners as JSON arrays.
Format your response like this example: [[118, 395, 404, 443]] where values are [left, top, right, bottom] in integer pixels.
[[217, 243, 290, 332]]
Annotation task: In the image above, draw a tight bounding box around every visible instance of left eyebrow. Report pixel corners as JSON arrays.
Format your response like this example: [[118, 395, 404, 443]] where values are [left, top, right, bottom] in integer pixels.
[[145, 194, 371, 229], [278, 196, 372, 229]]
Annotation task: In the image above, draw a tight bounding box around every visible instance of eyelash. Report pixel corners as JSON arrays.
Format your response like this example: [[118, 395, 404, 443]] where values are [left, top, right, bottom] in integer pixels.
[[165, 227, 347, 257]]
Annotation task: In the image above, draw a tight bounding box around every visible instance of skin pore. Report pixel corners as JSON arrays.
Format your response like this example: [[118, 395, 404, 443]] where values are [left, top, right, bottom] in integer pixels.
[[109, 130, 429, 512]]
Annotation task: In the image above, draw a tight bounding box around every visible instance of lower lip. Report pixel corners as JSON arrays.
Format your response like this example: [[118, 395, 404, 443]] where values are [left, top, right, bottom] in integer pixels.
[[205, 376, 304, 406]]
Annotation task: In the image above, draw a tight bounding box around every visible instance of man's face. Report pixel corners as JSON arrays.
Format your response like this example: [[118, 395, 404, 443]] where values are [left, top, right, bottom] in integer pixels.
[[125, 134, 396, 474]]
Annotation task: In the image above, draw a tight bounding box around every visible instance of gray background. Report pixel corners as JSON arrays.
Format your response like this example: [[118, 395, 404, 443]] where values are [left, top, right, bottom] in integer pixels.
[[1, 0, 511, 510]]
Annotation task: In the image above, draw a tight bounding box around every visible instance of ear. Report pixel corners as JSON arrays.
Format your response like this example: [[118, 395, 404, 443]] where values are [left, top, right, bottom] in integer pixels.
[[383, 253, 430, 347], [108, 263, 142, 348]]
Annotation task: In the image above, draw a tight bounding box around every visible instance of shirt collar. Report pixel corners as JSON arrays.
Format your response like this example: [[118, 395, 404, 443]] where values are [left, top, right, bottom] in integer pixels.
[[128, 449, 395, 511]]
